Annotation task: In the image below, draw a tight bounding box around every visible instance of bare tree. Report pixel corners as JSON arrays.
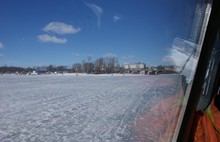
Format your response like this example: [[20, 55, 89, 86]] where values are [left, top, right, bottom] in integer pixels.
[[83, 62, 94, 73], [82, 60, 85, 73], [105, 55, 118, 73], [73, 63, 83, 73], [57, 66, 67, 72], [46, 65, 55, 73], [94, 57, 105, 74]]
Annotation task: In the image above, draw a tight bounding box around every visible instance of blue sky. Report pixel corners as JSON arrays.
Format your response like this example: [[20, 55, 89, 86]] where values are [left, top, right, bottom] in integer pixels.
[[0, 0, 196, 67]]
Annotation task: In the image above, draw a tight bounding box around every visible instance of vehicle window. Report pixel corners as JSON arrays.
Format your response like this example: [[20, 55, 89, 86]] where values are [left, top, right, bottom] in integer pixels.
[[0, 0, 212, 141]]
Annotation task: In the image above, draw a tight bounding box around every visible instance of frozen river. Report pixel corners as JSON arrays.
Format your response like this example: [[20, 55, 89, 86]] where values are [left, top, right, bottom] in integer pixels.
[[0, 74, 183, 142]]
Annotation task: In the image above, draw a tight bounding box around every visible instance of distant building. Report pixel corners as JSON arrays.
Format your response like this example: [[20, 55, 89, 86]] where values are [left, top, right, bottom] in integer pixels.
[[124, 63, 146, 71], [164, 66, 175, 71], [31, 71, 38, 75], [130, 64, 137, 70], [137, 63, 145, 70], [140, 70, 147, 75], [124, 64, 130, 70]]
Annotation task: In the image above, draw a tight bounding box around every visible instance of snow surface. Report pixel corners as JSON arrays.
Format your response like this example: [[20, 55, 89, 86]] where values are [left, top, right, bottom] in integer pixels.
[[0, 74, 183, 142]]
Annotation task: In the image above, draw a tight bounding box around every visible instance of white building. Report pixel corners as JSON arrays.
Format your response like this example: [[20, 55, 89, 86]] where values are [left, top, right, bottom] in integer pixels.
[[130, 64, 137, 70], [124, 63, 146, 71], [124, 64, 130, 70], [137, 64, 145, 70], [31, 71, 38, 75]]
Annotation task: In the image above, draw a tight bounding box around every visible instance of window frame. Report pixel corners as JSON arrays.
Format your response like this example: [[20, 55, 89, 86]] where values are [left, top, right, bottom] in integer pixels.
[[177, 0, 220, 141]]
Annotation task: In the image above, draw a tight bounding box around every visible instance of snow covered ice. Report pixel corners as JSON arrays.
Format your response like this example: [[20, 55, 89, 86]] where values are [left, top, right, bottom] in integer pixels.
[[0, 74, 183, 142]]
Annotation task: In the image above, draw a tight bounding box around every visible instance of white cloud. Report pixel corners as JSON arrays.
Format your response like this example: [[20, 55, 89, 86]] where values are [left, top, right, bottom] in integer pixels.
[[0, 42, 4, 49], [103, 53, 117, 58], [162, 49, 189, 67], [162, 42, 198, 83], [163, 38, 197, 67], [38, 34, 67, 44], [72, 52, 80, 57], [85, 2, 103, 27], [163, 48, 198, 83], [113, 15, 121, 23], [43, 22, 81, 34]]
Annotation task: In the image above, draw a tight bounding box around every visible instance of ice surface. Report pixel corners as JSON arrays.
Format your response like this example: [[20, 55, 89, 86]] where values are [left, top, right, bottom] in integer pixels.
[[0, 74, 183, 142]]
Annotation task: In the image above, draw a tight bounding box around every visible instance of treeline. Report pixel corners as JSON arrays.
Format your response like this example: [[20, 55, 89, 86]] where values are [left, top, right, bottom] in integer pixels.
[[0, 56, 124, 74], [0, 66, 34, 74], [0, 55, 177, 74], [75, 56, 123, 74]]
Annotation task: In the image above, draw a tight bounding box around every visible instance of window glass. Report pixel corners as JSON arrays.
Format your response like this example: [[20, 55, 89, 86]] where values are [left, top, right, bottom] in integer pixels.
[[0, 0, 212, 141]]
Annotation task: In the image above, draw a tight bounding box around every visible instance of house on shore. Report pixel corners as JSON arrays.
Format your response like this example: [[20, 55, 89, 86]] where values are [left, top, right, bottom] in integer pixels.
[[124, 63, 146, 74]]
